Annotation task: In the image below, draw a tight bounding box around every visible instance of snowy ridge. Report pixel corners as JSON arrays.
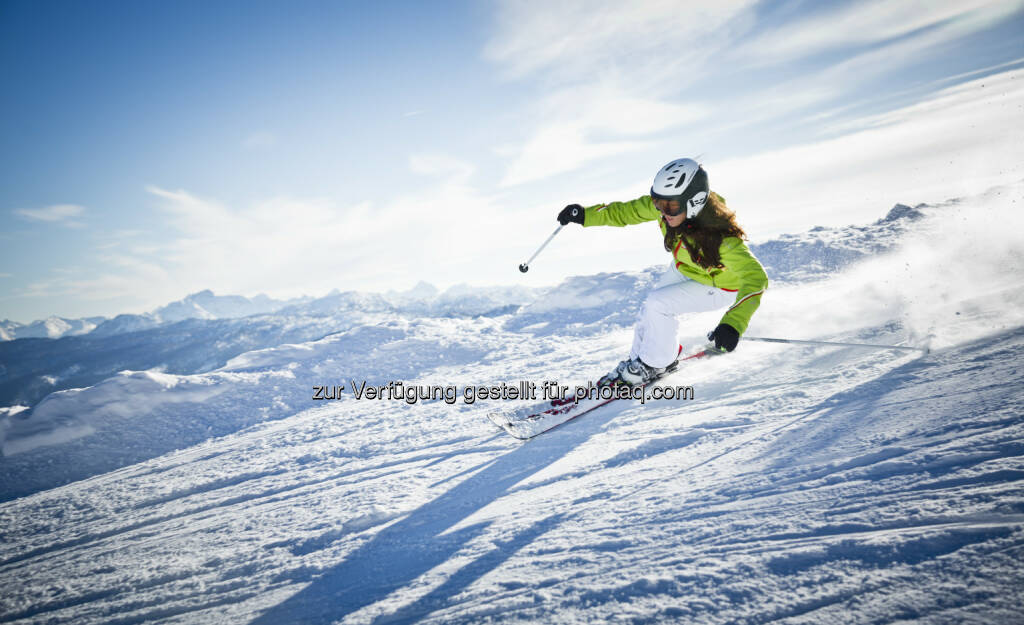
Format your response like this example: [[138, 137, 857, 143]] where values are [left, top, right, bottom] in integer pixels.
[[0, 184, 1022, 623], [751, 201, 926, 283], [152, 289, 298, 323], [87, 290, 309, 337], [0, 316, 106, 341], [4, 283, 537, 343]]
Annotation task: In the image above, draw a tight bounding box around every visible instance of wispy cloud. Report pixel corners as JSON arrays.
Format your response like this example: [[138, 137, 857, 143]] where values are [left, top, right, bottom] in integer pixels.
[[485, 0, 755, 186], [132, 159, 513, 304], [713, 68, 1024, 236], [14, 265, 169, 303], [485, 0, 1024, 187], [751, 0, 1024, 120], [499, 90, 706, 186], [739, 0, 1023, 63], [484, 0, 755, 82], [14, 204, 86, 227]]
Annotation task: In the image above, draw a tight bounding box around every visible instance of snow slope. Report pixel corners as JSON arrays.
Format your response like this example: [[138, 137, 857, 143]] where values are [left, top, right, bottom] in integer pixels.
[[0, 184, 1022, 624]]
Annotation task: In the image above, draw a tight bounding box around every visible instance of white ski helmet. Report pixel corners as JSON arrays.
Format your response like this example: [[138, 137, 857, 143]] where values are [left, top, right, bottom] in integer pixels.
[[650, 158, 709, 219]]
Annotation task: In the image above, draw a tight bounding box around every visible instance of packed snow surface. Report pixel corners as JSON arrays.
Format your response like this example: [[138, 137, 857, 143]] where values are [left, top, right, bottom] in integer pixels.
[[0, 184, 1022, 624]]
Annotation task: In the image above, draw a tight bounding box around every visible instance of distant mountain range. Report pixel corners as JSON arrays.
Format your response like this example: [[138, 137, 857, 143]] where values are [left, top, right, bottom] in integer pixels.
[[2, 281, 536, 342], [0, 316, 106, 341]]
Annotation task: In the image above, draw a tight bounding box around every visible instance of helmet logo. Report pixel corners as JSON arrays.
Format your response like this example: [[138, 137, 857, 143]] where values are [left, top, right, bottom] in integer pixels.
[[687, 191, 708, 219]]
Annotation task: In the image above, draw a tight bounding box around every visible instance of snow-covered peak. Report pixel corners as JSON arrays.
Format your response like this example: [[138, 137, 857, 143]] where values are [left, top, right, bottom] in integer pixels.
[[750, 201, 932, 283], [0, 316, 105, 340], [87, 292, 308, 338], [152, 289, 297, 322], [386, 280, 441, 301], [89, 313, 161, 337], [875, 202, 925, 224]]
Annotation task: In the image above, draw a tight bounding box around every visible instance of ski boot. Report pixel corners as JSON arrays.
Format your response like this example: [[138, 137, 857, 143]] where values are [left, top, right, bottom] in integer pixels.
[[597, 356, 666, 387]]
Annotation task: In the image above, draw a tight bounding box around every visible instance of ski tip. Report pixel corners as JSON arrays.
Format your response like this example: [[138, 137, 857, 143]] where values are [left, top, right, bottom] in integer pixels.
[[486, 412, 512, 428], [485, 412, 536, 440]]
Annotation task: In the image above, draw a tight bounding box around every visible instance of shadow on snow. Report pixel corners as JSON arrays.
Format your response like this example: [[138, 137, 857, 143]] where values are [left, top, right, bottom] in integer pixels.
[[250, 409, 621, 625]]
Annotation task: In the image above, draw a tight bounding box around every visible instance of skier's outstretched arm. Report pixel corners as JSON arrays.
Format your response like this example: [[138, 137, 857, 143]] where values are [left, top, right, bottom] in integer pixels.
[[555, 196, 660, 228]]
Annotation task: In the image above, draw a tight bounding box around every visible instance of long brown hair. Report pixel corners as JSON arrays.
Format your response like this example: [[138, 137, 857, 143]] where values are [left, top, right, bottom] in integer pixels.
[[663, 192, 746, 269]]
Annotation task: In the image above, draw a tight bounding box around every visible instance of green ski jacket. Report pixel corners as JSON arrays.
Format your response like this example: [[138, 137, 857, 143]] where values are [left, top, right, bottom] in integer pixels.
[[583, 195, 768, 335]]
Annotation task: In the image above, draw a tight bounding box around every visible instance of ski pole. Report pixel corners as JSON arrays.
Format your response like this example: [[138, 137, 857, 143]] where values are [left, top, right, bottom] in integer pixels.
[[743, 336, 929, 354], [518, 225, 564, 273]]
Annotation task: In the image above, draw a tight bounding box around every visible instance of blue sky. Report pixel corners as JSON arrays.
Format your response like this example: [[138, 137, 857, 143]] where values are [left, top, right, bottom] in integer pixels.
[[2, 0, 1024, 323]]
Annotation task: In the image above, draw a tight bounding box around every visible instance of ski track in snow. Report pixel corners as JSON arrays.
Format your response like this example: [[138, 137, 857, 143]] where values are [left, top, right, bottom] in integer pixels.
[[1, 187, 1024, 624]]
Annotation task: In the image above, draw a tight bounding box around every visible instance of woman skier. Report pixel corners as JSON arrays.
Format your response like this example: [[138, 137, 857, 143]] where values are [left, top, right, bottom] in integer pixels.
[[557, 157, 768, 386]]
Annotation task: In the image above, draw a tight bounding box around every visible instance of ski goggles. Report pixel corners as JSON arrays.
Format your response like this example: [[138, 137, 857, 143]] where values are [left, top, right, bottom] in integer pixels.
[[651, 195, 685, 217], [651, 189, 708, 220]]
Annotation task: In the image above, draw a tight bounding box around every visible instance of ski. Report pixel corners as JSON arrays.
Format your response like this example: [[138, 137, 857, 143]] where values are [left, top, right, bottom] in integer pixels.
[[488, 346, 719, 440]]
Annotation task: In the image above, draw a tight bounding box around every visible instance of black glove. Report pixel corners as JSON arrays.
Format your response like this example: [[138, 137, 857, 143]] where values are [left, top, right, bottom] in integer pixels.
[[557, 204, 585, 226], [708, 323, 740, 352]]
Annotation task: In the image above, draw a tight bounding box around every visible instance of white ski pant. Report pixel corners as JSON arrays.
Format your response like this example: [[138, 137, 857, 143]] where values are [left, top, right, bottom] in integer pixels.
[[630, 264, 737, 368]]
